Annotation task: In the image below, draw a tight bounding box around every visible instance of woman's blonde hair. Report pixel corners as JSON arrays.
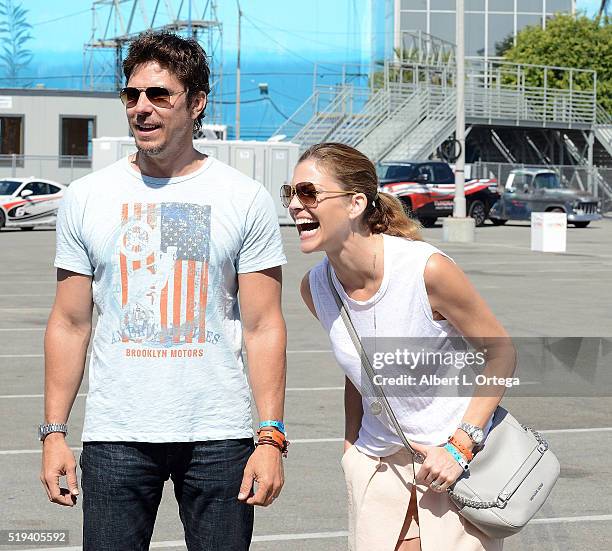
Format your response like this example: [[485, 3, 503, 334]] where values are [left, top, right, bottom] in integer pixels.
[[298, 142, 422, 241]]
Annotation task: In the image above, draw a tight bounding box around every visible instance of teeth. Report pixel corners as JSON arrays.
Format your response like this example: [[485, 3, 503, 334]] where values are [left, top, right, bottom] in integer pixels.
[[295, 218, 317, 225]]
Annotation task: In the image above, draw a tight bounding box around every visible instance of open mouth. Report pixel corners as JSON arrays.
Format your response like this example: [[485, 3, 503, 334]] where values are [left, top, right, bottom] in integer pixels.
[[135, 123, 162, 134], [295, 217, 320, 238]]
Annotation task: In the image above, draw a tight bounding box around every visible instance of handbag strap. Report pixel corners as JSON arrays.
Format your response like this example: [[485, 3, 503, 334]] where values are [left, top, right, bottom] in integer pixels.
[[326, 264, 424, 462]]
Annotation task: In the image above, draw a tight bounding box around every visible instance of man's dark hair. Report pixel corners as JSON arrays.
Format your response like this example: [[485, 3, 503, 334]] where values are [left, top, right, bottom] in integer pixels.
[[123, 31, 210, 132]]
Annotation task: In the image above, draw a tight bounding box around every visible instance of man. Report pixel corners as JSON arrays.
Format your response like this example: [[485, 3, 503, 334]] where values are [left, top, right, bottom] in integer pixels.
[[40, 31, 287, 550]]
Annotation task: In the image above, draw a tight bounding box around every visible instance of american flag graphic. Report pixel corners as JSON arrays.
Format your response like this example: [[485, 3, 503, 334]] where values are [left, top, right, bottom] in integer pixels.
[[118, 202, 211, 345]]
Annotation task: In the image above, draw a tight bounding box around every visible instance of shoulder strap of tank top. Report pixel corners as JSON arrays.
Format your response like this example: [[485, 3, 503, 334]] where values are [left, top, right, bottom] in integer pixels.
[[326, 264, 424, 463]]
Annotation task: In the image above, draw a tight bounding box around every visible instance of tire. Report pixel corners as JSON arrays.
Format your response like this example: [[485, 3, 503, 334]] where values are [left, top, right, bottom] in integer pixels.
[[547, 207, 565, 213], [468, 200, 487, 227], [490, 218, 507, 226], [0, 210, 5, 230], [20, 226, 34, 231], [400, 197, 413, 217], [419, 217, 437, 228], [572, 222, 590, 228]]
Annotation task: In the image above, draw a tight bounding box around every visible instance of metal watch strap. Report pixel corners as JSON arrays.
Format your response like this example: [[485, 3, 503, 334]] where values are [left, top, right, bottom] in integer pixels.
[[39, 423, 68, 441], [326, 264, 424, 462]]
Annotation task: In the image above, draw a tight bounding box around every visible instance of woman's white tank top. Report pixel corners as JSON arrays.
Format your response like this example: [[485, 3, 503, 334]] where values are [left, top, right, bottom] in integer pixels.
[[309, 234, 489, 456]]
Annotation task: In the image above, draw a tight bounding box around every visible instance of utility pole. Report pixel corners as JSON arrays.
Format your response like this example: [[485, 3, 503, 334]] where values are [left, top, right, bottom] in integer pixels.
[[454, 0, 466, 218], [443, 0, 475, 242], [188, 0, 192, 36], [236, 0, 242, 140]]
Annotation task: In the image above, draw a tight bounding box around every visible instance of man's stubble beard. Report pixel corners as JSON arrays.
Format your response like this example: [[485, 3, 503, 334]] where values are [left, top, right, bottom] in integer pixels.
[[136, 142, 167, 157]]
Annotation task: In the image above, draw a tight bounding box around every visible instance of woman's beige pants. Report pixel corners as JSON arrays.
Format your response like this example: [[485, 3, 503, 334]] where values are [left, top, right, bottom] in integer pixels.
[[341, 445, 504, 551]]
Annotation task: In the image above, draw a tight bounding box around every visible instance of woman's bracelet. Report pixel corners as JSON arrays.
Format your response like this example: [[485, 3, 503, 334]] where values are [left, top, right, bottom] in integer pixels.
[[448, 435, 474, 461], [444, 442, 469, 471]]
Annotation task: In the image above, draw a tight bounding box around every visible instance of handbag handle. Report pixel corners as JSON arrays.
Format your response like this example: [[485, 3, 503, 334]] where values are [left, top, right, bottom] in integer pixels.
[[326, 264, 425, 463]]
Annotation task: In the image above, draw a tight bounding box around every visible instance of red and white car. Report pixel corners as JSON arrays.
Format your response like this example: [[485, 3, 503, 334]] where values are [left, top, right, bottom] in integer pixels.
[[0, 177, 66, 231]]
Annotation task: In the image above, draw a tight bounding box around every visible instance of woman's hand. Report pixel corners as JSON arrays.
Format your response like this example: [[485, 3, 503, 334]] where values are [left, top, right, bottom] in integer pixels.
[[414, 445, 465, 493]]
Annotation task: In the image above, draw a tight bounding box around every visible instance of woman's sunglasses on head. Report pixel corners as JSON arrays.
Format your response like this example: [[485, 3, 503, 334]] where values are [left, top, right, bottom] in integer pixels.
[[119, 86, 187, 108], [280, 182, 356, 208]]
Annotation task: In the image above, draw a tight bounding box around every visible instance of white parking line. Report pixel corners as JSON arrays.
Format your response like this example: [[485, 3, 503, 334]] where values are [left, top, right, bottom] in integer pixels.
[[2, 428, 611, 455], [0, 308, 51, 312], [0, 294, 55, 297], [14, 515, 612, 551], [0, 280, 55, 284], [0, 387, 344, 399], [0, 327, 45, 331], [0, 354, 44, 358], [0, 350, 332, 359]]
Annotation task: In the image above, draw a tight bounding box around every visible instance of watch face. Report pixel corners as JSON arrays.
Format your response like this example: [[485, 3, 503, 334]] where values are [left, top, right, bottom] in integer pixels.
[[472, 428, 484, 443]]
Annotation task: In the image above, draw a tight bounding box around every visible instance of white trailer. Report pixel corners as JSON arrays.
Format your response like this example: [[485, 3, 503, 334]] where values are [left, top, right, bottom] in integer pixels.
[[93, 137, 299, 224]]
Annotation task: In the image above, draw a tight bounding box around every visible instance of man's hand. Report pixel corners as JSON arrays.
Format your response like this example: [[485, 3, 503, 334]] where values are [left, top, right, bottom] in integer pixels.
[[237, 444, 284, 506], [40, 433, 79, 506]]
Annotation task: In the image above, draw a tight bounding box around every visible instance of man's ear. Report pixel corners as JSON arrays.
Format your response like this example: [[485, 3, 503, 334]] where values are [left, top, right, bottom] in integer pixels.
[[348, 193, 368, 220], [191, 91, 207, 121]]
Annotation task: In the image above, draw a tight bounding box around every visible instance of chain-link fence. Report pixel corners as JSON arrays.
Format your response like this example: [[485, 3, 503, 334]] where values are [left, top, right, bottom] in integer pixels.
[[0, 155, 92, 185], [470, 162, 612, 214]]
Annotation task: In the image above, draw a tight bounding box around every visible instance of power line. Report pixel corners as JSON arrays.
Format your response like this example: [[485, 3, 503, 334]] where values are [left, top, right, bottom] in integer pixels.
[[241, 12, 337, 73], [32, 9, 91, 27]]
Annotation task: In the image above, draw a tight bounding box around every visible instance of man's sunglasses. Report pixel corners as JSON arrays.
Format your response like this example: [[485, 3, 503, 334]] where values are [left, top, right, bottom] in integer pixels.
[[119, 86, 187, 108], [280, 182, 356, 208]]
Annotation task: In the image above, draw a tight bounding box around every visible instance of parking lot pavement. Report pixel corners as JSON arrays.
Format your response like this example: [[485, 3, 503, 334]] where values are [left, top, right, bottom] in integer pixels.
[[1, 219, 611, 550]]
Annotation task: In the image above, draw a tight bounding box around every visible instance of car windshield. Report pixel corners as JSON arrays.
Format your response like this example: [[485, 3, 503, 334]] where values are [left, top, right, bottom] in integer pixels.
[[377, 164, 417, 180], [0, 180, 21, 195], [534, 173, 561, 190]]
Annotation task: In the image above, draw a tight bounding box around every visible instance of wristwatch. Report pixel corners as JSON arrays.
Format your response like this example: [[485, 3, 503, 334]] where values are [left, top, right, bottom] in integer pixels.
[[38, 423, 68, 441], [458, 422, 484, 445]]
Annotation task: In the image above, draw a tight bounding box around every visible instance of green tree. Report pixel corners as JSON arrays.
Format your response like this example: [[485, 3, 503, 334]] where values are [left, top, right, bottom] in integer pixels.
[[502, 14, 612, 112], [0, 0, 33, 87]]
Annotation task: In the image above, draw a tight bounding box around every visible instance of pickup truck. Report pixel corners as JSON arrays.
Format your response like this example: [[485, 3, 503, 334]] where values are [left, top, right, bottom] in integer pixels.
[[488, 169, 602, 228], [376, 161, 499, 227]]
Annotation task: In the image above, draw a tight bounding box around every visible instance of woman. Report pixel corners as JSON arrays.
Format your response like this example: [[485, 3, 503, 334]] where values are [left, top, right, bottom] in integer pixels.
[[281, 143, 514, 551]]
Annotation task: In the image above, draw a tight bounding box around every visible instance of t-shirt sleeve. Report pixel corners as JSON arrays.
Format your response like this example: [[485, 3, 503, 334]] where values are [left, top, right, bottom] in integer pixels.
[[54, 184, 94, 276], [236, 185, 287, 273]]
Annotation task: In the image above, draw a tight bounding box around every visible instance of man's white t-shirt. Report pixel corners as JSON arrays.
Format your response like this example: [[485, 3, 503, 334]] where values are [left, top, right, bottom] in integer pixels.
[[55, 155, 286, 442]]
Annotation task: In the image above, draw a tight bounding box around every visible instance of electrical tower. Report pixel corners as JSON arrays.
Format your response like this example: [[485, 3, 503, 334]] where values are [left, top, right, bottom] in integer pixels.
[[83, 0, 223, 123]]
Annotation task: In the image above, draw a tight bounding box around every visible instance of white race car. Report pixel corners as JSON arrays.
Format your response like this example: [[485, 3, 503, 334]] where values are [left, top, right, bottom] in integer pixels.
[[0, 177, 66, 231]]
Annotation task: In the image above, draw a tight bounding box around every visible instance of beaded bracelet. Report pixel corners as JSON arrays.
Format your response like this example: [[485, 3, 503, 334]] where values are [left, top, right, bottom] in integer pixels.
[[256, 436, 289, 457], [257, 428, 289, 457], [444, 442, 469, 471]]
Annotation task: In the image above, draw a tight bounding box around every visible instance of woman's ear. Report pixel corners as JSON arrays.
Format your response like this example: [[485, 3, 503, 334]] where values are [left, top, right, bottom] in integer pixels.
[[347, 193, 368, 220]]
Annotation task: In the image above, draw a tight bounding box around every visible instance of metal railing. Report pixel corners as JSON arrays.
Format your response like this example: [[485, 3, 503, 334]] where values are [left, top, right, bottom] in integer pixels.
[[0, 154, 92, 184], [383, 87, 457, 162], [275, 55, 598, 165], [594, 104, 612, 159], [561, 134, 612, 201]]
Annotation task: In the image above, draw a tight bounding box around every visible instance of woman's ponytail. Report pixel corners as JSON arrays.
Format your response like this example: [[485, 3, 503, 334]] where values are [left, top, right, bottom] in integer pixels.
[[366, 192, 422, 241]]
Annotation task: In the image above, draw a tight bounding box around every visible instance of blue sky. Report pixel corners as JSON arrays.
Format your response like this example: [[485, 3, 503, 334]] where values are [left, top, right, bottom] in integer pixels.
[[12, 1, 607, 138], [22, 1, 605, 75]]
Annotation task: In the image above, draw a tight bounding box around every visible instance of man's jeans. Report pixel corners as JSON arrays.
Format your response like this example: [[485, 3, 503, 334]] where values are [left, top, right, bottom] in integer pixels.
[[80, 439, 254, 551]]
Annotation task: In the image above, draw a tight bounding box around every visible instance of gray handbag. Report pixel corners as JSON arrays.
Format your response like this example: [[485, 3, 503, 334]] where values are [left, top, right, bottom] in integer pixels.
[[327, 265, 560, 539]]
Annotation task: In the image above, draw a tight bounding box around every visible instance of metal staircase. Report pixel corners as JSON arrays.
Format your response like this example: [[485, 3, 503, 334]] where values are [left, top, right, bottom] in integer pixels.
[[328, 84, 414, 148], [356, 86, 427, 161], [290, 85, 355, 148], [562, 131, 612, 201], [382, 87, 457, 162], [275, 31, 605, 204], [595, 104, 612, 159]]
